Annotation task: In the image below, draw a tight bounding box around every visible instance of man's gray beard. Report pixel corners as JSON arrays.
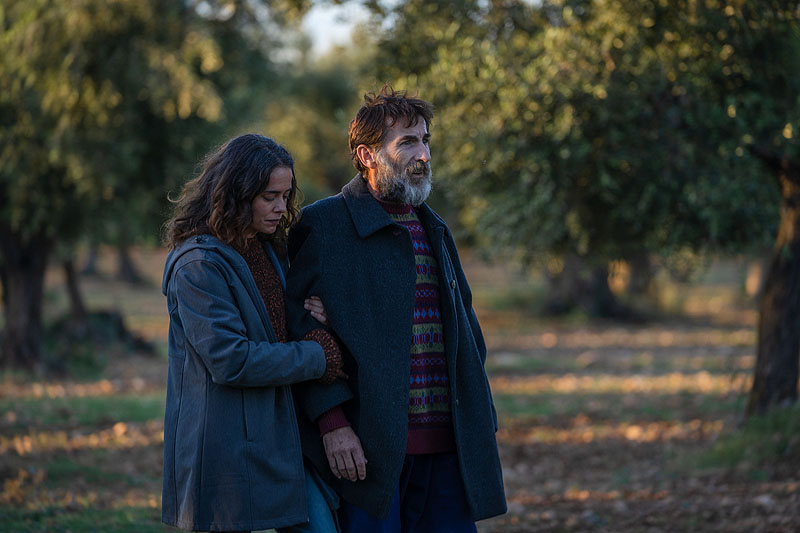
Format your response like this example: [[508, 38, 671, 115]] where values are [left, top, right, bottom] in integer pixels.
[[373, 150, 432, 206]]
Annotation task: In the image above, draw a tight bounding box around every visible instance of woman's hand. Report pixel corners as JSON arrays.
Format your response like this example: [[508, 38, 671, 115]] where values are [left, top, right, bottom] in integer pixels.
[[305, 296, 328, 326]]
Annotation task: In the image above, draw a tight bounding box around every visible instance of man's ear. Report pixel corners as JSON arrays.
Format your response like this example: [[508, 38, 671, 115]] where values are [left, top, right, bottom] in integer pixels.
[[356, 144, 378, 169]]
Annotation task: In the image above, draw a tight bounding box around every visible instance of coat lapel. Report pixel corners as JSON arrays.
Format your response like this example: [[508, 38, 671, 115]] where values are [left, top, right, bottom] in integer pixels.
[[341, 175, 397, 238]]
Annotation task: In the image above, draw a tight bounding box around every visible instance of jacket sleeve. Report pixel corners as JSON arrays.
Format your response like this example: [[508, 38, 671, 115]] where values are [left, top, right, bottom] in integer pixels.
[[287, 207, 354, 420], [172, 258, 326, 387]]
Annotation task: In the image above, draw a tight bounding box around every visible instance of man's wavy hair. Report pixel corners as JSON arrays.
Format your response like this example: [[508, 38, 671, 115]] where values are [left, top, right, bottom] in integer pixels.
[[163, 134, 300, 254], [349, 84, 434, 174]]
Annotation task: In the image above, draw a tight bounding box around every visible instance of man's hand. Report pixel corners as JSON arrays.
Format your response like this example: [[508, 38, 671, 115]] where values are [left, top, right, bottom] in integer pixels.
[[322, 426, 367, 481]]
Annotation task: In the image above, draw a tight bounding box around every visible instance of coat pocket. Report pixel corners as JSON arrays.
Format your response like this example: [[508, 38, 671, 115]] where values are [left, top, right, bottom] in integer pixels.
[[241, 387, 276, 442]]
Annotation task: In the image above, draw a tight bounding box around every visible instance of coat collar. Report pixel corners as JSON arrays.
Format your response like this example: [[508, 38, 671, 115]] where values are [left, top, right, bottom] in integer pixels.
[[341, 175, 447, 238]]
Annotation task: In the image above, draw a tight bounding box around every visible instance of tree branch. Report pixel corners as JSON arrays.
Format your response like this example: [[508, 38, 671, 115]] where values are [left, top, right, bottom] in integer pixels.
[[748, 144, 800, 187]]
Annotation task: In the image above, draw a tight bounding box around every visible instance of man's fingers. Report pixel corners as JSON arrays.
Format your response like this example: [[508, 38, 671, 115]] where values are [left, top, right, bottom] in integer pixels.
[[342, 453, 357, 481], [325, 450, 340, 478], [354, 448, 367, 480], [333, 453, 347, 479]]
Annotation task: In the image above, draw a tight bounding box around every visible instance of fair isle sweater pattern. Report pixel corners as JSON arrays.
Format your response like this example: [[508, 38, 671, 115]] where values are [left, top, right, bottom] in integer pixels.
[[380, 200, 455, 454]]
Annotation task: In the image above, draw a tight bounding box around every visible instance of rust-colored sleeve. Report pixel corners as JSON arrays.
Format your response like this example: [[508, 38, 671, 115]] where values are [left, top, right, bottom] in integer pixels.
[[304, 328, 345, 385]]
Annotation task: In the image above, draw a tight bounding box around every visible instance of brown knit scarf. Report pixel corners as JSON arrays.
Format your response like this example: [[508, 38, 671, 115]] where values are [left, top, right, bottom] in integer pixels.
[[236, 236, 288, 343]]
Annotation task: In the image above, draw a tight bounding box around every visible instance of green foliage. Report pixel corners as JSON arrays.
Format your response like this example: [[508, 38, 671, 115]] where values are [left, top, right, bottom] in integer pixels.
[[372, 0, 797, 266], [0, 0, 310, 366], [0, 0, 225, 245], [263, 52, 363, 199]]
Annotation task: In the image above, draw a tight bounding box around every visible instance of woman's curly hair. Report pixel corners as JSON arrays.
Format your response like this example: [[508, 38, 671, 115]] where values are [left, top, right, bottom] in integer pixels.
[[163, 134, 301, 254]]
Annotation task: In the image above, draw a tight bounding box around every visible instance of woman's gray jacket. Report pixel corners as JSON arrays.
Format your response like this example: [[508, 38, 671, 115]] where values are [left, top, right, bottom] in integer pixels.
[[161, 234, 326, 532]]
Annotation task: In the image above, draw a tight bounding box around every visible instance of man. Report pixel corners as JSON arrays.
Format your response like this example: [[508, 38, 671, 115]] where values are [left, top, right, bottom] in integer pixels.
[[286, 86, 506, 532]]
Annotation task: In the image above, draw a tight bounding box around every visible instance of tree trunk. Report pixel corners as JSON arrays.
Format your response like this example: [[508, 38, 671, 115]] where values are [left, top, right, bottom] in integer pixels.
[[81, 244, 98, 276], [543, 254, 584, 315], [627, 252, 655, 297], [544, 254, 632, 318], [117, 241, 143, 284], [0, 224, 52, 370], [747, 173, 800, 415], [64, 257, 88, 326]]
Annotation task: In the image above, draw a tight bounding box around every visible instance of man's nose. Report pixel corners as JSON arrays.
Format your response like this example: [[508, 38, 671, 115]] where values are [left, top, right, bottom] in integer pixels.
[[417, 143, 431, 163]]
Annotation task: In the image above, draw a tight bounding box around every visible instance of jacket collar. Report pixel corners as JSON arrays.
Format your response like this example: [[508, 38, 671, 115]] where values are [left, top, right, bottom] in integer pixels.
[[341, 174, 447, 237], [162, 233, 287, 294]]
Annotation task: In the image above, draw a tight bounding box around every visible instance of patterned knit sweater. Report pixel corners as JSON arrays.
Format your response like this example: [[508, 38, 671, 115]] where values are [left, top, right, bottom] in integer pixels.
[[381, 201, 455, 454]]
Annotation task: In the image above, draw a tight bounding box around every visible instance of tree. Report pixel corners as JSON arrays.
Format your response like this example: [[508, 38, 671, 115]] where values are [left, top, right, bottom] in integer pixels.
[[366, 0, 798, 410], [263, 50, 363, 199], [0, 0, 225, 368]]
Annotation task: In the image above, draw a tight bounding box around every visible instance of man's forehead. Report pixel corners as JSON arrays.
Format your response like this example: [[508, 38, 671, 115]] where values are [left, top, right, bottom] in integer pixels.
[[384, 115, 428, 136]]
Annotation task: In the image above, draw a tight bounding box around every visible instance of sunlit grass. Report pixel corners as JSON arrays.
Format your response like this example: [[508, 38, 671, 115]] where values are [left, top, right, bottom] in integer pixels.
[[486, 351, 754, 374], [0, 420, 163, 456], [1, 392, 165, 429], [482, 327, 756, 356], [1, 376, 162, 399], [493, 392, 745, 422], [498, 417, 726, 445], [491, 371, 751, 396]]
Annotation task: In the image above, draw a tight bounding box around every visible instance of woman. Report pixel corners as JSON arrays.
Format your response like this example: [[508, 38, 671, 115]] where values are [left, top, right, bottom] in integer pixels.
[[161, 134, 342, 532]]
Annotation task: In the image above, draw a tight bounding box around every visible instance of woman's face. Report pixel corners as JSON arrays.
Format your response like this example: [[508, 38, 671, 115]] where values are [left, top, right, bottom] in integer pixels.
[[250, 166, 293, 235]]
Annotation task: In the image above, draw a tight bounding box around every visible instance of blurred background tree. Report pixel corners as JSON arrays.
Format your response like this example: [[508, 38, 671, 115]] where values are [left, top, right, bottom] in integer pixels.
[[362, 0, 797, 414], [0, 0, 312, 368], [263, 49, 362, 200]]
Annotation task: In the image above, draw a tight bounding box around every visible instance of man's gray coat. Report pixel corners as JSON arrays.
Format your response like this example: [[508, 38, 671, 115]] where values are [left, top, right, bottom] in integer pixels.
[[286, 176, 506, 521]]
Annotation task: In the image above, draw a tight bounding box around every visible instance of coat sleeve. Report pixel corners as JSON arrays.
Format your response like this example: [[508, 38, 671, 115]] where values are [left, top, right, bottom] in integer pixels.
[[172, 258, 326, 387], [287, 207, 354, 421]]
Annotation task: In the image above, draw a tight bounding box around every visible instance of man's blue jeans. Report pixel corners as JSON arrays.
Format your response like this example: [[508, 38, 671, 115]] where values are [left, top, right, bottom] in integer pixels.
[[338, 453, 476, 533]]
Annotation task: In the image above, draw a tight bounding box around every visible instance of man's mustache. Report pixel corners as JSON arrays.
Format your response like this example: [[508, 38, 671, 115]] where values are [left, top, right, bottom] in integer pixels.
[[409, 160, 431, 174]]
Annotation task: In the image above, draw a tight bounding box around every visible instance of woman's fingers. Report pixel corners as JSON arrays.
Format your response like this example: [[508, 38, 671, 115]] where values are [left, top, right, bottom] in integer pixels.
[[305, 296, 328, 325]]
